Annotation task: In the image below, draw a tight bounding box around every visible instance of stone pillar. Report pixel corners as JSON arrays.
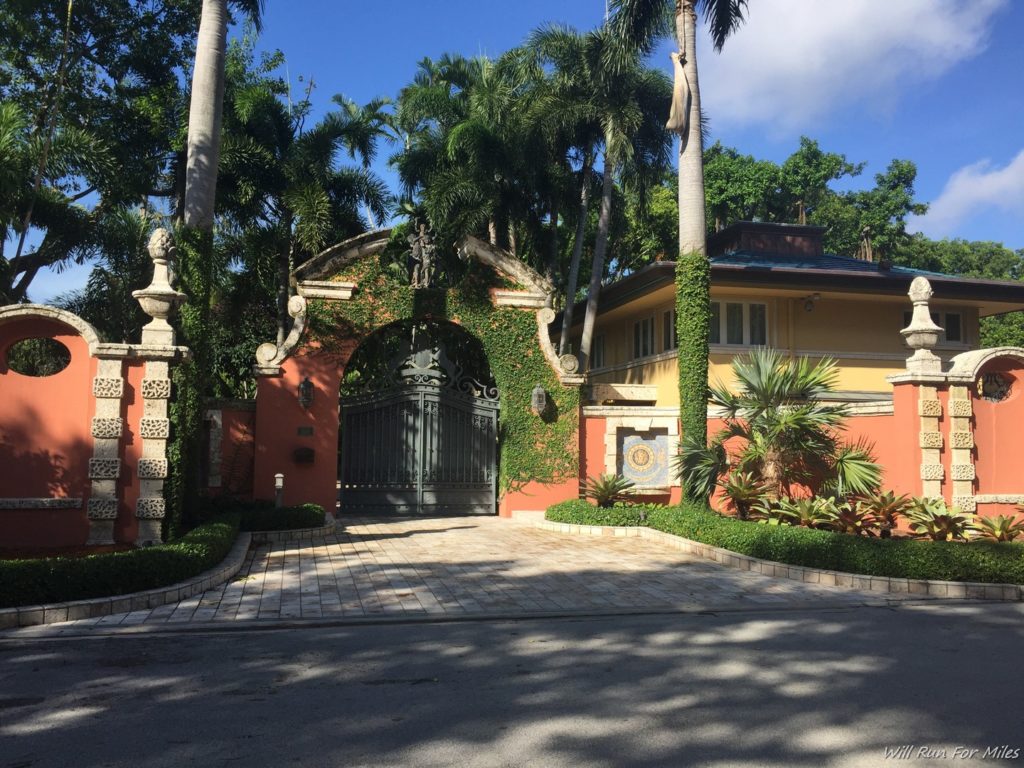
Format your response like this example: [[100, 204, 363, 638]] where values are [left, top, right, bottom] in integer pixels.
[[86, 359, 127, 544], [136, 362, 172, 545], [131, 229, 186, 546], [947, 387, 976, 511], [917, 386, 944, 499], [890, 276, 948, 500]]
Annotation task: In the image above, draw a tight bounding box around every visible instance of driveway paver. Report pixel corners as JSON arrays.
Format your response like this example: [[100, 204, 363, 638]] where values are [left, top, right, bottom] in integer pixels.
[[9, 516, 911, 635]]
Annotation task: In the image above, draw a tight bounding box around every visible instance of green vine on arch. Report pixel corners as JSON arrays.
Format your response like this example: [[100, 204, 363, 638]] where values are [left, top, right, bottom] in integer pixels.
[[305, 252, 580, 494]]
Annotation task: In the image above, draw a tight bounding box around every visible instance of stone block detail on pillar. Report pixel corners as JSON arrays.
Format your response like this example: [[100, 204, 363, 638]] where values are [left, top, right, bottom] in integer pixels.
[[92, 377, 124, 399], [952, 496, 977, 512], [948, 399, 973, 417], [139, 418, 171, 439], [137, 458, 169, 479], [136, 497, 166, 519], [919, 431, 943, 449], [86, 498, 118, 519], [950, 464, 975, 481], [950, 431, 974, 449], [141, 378, 172, 399], [917, 399, 943, 417], [88, 458, 121, 479], [920, 464, 944, 481], [90, 417, 123, 439]]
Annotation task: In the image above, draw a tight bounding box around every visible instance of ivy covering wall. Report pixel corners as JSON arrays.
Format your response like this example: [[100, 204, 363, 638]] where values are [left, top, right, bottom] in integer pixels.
[[676, 250, 711, 501], [307, 252, 580, 494]]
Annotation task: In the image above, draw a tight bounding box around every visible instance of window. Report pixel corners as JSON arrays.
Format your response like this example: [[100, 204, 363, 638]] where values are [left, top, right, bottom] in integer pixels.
[[903, 310, 964, 344], [709, 301, 768, 346], [709, 302, 721, 344], [593, 334, 606, 368], [663, 309, 677, 351], [633, 317, 654, 359]]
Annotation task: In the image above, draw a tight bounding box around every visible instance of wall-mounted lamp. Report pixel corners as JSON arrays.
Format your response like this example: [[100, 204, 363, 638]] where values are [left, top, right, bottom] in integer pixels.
[[531, 383, 547, 416], [297, 376, 314, 408], [803, 293, 821, 312]]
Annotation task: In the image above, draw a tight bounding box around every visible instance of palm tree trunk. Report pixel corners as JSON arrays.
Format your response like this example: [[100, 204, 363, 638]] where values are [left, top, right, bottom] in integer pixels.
[[578, 149, 614, 371], [545, 194, 559, 306], [183, 0, 228, 231], [674, 1, 713, 502], [558, 151, 593, 356], [677, 1, 706, 257]]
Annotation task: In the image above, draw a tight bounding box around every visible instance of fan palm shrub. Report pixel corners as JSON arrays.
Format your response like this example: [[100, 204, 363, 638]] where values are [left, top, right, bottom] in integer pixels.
[[676, 348, 882, 501], [585, 474, 636, 508]]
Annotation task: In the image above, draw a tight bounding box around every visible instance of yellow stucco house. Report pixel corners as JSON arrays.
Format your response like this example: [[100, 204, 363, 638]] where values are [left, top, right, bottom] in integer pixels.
[[564, 222, 1024, 406]]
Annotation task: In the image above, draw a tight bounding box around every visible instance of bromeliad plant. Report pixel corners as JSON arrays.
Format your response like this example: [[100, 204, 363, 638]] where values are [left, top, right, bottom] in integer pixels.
[[855, 490, 913, 539], [906, 498, 975, 542], [972, 513, 1024, 542], [677, 348, 882, 502], [719, 471, 772, 520]]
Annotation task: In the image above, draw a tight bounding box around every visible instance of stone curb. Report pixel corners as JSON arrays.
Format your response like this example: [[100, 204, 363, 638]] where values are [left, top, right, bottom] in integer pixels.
[[248, 522, 337, 544], [536, 520, 1024, 602], [0, 533, 252, 630]]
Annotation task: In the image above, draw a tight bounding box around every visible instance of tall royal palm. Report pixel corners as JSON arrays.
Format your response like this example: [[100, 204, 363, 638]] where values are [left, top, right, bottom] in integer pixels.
[[611, 0, 748, 500], [535, 26, 670, 371], [183, 0, 264, 230]]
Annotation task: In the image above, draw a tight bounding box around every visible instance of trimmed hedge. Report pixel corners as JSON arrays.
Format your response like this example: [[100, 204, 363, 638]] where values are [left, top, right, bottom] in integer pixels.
[[546, 501, 1024, 585], [0, 514, 241, 609], [547, 499, 650, 527], [238, 503, 326, 532], [199, 497, 327, 532]]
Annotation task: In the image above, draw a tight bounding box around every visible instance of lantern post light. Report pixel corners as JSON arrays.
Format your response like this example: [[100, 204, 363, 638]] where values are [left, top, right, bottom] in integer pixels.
[[274, 473, 285, 508]]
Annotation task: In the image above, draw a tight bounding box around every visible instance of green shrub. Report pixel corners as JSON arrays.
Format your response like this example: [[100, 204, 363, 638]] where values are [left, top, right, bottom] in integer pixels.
[[199, 497, 327, 531], [546, 499, 649, 527], [544, 501, 1024, 585], [0, 514, 241, 609], [238, 503, 326, 532]]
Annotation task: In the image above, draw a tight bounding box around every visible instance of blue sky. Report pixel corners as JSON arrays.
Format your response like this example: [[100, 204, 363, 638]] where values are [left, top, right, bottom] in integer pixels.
[[27, 0, 1024, 301]]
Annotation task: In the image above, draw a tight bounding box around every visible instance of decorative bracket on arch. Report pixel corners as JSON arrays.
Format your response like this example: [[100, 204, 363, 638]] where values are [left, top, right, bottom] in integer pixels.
[[456, 235, 583, 387], [254, 295, 308, 376]]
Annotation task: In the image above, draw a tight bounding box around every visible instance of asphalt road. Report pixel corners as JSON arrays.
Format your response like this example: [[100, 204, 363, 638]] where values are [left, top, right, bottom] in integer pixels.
[[1, 602, 1022, 768]]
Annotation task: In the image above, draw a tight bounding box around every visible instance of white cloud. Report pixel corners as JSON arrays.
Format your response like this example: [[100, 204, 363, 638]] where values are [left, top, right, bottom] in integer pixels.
[[907, 149, 1024, 238], [697, 0, 1006, 132]]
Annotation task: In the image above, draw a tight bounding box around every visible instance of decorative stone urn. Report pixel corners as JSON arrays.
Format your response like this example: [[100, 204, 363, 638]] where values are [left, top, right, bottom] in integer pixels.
[[133, 228, 186, 346], [901, 276, 944, 374]]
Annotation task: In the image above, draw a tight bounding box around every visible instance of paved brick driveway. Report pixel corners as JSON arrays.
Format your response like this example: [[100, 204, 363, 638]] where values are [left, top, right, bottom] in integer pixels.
[[23, 517, 901, 633]]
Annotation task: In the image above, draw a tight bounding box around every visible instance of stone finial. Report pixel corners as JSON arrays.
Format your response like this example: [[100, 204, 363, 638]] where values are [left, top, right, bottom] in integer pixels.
[[133, 228, 186, 346], [901, 276, 944, 374]]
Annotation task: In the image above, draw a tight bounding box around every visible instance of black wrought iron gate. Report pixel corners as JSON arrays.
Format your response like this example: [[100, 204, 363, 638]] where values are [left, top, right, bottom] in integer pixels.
[[339, 338, 499, 515]]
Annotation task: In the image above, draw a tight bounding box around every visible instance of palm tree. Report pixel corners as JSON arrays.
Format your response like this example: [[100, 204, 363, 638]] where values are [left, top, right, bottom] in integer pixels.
[[216, 53, 390, 344], [676, 348, 881, 501], [529, 26, 671, 370], [183, 0, 264, 231], [610, 0, 749, 497]]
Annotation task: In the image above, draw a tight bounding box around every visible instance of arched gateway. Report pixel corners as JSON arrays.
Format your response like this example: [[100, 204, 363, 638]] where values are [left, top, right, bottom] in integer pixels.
[[339, 319, 499, 514], [242, 228, 584, 517]]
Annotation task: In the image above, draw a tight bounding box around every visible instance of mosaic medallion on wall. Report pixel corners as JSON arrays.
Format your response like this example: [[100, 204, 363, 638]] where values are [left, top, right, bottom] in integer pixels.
[[620, 431, 669, 487]]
